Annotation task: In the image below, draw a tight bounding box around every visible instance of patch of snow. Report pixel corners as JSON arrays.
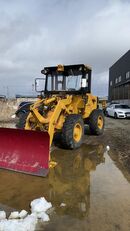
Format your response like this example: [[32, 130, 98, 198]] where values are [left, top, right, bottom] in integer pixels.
[[21, 214, 37, 231], [106, 145, 110, 151], [31, 197, 52, 213], [33, 212, 50, 222], [0, 214, 37, 231], [9, 211, 19, 219], [19, 210, 28, 219], [0, 211, 6, 220], [60, 203, 66, 207], [0, 197, 52, 231], [11, 114, 16, 119]]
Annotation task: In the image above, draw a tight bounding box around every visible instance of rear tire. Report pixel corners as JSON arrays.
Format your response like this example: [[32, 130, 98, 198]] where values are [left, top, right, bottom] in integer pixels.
[[89, 109, 104, 135], [105, 111, 109, 117], [61, 114, 84, 149], [16, 112, 29, 129]]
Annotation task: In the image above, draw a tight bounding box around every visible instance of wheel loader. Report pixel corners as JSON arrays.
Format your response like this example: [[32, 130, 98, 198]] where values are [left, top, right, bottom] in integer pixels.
[[0, 64, 104, 176]]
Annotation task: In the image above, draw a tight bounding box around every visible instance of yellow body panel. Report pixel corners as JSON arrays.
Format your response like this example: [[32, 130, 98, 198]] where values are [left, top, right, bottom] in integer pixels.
[[25, 94, 98, 146], [83, 94, 97, 118]]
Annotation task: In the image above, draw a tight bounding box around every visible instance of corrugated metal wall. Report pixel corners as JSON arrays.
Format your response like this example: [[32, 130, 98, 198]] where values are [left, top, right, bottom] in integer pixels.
[[109, 50, 130, 103]]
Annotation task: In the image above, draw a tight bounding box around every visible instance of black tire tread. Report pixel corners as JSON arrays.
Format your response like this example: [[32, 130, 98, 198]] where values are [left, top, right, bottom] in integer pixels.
[[61, 114, 84, 149], [114, 112, 118, 119], [89, 109, 104, 135]]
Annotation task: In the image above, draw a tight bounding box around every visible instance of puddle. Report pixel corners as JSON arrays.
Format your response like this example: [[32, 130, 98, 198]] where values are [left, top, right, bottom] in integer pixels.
[[0, 144, 130, 231]]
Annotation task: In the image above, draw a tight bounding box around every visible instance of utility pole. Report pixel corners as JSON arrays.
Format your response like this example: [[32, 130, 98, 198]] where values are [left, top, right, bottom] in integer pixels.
[[32, 84, 35, 95], [6, 86, 9, 98]]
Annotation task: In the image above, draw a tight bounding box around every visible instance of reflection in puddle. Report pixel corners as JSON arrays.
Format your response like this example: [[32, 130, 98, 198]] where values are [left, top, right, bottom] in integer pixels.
[[0, 143, 130, 231], [48, 144, 105, 219]]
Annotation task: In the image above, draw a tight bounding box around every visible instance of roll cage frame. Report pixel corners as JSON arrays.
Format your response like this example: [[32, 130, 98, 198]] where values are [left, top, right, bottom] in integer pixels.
[[36, 64, 92, 96]]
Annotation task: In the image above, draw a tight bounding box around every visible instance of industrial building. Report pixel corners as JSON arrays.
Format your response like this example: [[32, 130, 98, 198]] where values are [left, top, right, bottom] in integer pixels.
[[109, 50, 130, 105]]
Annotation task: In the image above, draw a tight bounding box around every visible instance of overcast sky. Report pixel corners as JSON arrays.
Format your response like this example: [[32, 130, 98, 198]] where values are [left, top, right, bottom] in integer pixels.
[[0, 0, 130, 97]]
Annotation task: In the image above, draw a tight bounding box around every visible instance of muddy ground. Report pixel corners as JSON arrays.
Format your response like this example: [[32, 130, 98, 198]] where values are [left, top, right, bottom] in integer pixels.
[[0, 98, 35, 121]]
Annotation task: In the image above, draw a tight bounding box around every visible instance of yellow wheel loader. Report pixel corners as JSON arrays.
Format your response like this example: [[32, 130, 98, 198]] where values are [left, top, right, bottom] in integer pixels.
[[0, 64, 104, 176]]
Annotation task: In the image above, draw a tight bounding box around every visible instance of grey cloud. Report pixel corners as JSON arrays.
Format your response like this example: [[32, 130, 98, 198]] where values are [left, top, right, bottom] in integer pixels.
[[0, 0, 130, 97]]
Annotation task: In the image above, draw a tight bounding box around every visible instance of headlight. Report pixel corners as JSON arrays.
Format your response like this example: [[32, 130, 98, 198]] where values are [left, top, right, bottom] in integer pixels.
[[117, 111, 123, 114]]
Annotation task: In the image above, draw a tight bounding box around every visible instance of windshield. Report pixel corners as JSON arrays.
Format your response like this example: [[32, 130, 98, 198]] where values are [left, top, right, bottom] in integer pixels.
[[46, 74, 82, 91], [66, 75, 82, 90], [115, 105, 130, 109]]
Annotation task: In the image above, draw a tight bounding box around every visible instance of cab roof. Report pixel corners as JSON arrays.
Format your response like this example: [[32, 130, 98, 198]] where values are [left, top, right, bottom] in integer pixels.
[[41, 64, 91, 75]]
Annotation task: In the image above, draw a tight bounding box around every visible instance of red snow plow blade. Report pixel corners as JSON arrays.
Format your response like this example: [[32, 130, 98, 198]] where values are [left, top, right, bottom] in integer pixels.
[[0, 128, 50, 177]]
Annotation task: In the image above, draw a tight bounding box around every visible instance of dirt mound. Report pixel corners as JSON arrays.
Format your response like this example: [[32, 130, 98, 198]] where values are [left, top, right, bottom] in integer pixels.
[[0, 98, 36, 121]]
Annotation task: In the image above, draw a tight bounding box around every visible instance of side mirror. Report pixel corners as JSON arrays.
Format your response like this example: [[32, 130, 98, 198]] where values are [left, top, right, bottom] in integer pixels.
[[35, 78, 46, 92]]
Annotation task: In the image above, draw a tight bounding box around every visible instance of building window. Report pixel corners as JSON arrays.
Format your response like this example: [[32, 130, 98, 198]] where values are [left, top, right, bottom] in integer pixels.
[[126, 71, 130, 79], [118, 76, 121, 82], [115, 78, 118, 84], [110, 81, 112, 86]]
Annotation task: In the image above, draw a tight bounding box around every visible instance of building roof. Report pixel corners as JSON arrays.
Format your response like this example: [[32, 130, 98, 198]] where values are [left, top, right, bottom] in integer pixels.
[[110, 50, 130, 69]]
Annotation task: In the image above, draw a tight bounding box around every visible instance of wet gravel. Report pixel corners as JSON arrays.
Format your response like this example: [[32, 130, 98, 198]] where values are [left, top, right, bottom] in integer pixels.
[[87, 117, 130, 177]]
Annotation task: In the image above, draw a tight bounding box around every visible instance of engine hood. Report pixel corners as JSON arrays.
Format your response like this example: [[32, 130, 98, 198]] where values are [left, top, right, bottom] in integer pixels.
[[116, 108, 130, 113]]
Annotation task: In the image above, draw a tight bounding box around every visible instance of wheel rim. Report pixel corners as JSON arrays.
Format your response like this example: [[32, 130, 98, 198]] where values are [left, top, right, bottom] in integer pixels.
[[73, 123, 82, 142], [97, 116, 103, 129]]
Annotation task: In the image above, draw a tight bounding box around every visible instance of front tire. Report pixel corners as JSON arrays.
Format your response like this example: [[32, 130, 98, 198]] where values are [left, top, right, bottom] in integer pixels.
[[89, 109, 104, 135], [114, 112, 118, 119], [61, 114, 84, 149]]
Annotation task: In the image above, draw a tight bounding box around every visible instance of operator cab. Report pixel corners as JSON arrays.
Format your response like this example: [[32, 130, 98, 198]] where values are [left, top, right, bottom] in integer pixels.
[[35, 64, 91, 95]]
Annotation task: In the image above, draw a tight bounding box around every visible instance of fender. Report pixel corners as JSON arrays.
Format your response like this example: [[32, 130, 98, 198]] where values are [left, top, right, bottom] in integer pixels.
[[15, 101, 33, 117]]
